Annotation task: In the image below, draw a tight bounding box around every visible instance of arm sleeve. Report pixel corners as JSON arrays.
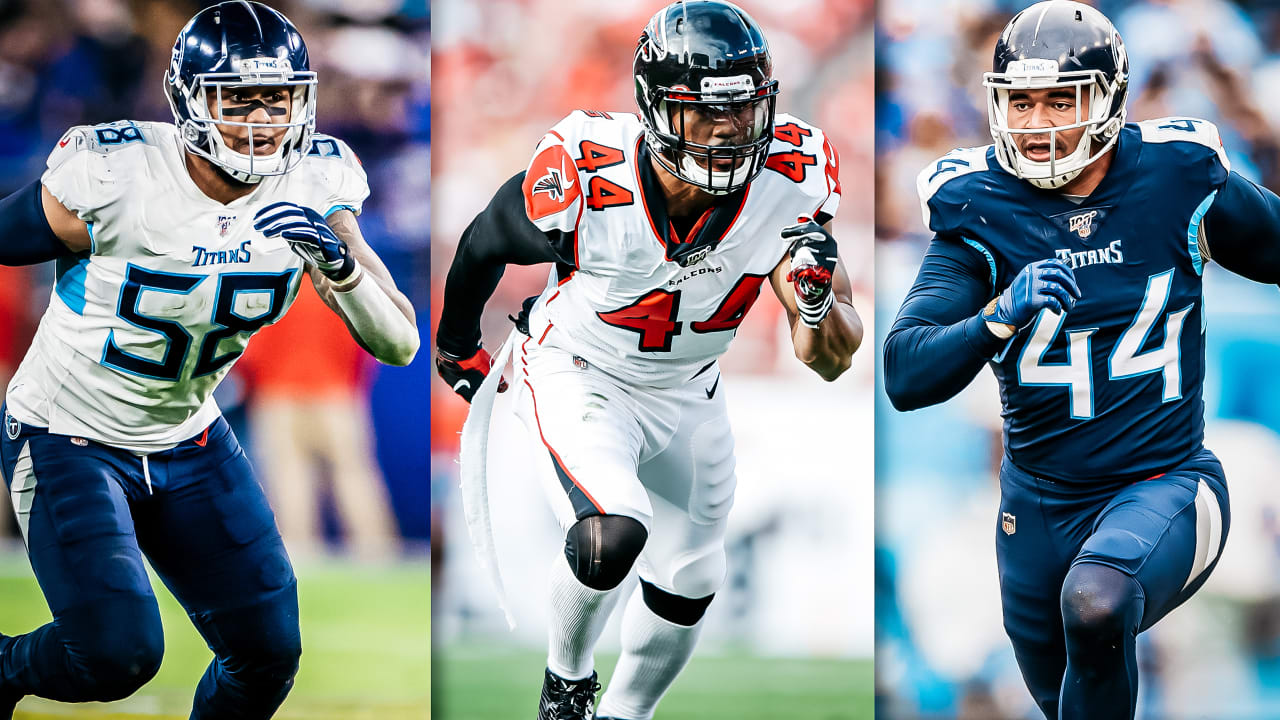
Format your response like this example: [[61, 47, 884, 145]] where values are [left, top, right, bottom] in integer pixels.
[[0, 180, 71, 265], [1201, 170, 1280, 284], [435, 171, 573, 357], [883, 236, 1009, 411]]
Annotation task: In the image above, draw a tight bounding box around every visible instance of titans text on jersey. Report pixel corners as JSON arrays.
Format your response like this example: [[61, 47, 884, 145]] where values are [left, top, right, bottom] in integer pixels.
[[913, 118, 1228, 482], [7, 120, 367, 452]]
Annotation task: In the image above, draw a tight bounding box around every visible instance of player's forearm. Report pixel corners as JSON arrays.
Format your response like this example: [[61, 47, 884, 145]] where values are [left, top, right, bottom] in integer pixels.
[[329, 267, 420, 366], [792, 300, 862, 381], [437, 172, 566, 356], [1202, 170, 1280, 283], [883, 236, 1008, 411], [0, 181, 78, 264], [883, 313, 1005, 411], [436, 230, 508, 357]]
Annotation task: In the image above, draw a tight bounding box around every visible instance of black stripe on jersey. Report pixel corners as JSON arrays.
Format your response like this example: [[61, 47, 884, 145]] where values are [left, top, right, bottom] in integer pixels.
[[636, 140, 749, 267]]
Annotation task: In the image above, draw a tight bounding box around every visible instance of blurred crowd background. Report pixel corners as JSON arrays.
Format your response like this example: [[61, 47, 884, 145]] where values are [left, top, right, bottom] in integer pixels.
[[0, 0, 430, 714], [877, 0, 1280, 717], [430, 0, 874, 710]]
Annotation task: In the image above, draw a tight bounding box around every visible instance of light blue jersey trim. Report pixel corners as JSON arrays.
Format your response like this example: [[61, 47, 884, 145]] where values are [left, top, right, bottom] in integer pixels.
[[86, 221, 96, 254], [54, 257, 89, 315], [962, 238, 997, 288], [323, 204, 356, 219], [1187, 189, 1218, 276]]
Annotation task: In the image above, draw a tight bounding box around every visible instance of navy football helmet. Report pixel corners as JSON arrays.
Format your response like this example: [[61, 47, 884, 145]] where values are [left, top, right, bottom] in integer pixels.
[[984, 0, 1128, 189], [633, 0, 778, 195], [165, 1, 316, 183]]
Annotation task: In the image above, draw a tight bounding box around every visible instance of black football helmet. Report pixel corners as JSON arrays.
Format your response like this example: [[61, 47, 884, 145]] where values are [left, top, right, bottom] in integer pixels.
[[984, 0, 1128, 189], [165, 1, 316, 183], [633, 0, 778, 195]]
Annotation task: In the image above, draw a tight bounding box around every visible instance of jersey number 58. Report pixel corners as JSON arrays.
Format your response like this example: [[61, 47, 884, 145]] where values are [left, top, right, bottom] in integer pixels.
[[103, 264, 296, 381]]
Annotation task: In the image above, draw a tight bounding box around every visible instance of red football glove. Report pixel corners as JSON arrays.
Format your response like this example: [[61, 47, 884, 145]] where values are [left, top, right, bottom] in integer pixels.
[[436, 346, 507, 403], [783, 217, 838, 328]]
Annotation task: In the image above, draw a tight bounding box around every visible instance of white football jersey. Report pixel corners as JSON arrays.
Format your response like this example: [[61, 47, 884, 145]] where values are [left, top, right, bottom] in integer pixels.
[[519, 111, 841, 387], [6, 120, 368, 452]]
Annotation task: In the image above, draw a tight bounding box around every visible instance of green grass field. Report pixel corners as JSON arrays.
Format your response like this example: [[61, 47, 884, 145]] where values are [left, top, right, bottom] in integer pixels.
[[0, 553, 429, 719], [434, 645, 873, 720]]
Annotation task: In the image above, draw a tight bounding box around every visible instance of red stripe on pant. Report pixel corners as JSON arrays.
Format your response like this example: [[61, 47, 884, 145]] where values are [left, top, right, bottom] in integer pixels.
[[524, 379, 604, 518]]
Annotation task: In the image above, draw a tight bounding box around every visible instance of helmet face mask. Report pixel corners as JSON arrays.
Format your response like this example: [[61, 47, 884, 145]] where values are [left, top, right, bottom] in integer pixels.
[[634, 1, 778, 196], [641, 75, 777, 194], [984, 1, 1128, 191], [985, 64, 1125, 190], [165, 2, 316, 184]]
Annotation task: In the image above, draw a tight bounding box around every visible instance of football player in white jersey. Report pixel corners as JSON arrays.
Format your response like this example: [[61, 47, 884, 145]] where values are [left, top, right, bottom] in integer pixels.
[[435, 2, 862, 718], [0, 3, 417, 718]]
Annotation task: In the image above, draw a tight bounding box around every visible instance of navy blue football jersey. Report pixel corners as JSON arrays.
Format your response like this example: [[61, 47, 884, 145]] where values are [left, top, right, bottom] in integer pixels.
[[917, 118, 1231, 483]]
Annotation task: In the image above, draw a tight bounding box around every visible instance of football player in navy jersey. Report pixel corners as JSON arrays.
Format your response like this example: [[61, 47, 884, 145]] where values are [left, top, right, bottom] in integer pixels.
[[884, 1, 1280, 718]]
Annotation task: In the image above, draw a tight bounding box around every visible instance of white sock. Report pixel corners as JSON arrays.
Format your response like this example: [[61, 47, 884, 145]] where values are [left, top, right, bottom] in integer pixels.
[[546, 553, 624, 681], [596, 586, 705, 720]]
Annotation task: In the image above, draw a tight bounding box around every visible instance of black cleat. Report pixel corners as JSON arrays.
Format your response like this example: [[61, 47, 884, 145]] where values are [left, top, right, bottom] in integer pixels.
[[538, 667, 601, 720]]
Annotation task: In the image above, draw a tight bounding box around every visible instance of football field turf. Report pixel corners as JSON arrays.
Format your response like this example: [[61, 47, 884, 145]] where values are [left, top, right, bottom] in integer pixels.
[[434, 645, 874, 720], [0, 552, 429, 719]]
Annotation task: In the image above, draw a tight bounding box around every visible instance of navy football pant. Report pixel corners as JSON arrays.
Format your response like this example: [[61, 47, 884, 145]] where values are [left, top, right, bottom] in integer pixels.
[[996, 448, 1228, 720], [0, 410, 300, 719]]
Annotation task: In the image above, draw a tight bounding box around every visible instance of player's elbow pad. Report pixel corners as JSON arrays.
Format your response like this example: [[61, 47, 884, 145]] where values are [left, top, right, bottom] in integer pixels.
[[883, 317, 994, 412], [882, 332, 931, 412], [333, 266, 420, 366], [0, 181, 71, 265]]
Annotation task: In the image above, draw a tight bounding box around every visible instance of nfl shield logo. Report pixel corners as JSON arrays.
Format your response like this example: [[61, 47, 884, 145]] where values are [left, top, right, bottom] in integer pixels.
[[217, 215, 236, 237], [1002, 511, 1017, 536], [573, 356, 589, 370]]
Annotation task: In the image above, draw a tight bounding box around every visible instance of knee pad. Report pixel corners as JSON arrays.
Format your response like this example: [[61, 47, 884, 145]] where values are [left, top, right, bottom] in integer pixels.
[[205, 587, 302, 682], [664, 544, 727, 600], [563, 514, 648, 591], [1060, 562, 1144, 644], [640, 580, 714, 626], [65, 597, 164, 701]]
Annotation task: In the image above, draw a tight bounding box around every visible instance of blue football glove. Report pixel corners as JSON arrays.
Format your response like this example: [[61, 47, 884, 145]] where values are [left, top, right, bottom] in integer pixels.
[[983, 258, 1081, 330], [253, 202, 355, 281]]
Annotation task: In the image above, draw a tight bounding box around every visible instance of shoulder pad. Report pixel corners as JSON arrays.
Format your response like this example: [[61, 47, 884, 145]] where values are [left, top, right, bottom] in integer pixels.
[[520, 112, 638, 233], [43, 122, 163, 221], [568, 109, 640, 123], [308, 134, 360, 162], [763, 114, 841, 220], [1137, 117, 1230, 174], [304, 134, 369, 217], [48, 121, 155, 170], [916, 145, 994, 233], [522, 133, 585, 233], [549, 111, 643, 145]]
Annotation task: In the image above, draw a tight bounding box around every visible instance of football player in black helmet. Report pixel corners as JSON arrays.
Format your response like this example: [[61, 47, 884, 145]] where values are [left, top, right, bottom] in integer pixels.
[[437, 1, 861, 719], [632, 0, 778, 196], [887, 2, 1280, 718]]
